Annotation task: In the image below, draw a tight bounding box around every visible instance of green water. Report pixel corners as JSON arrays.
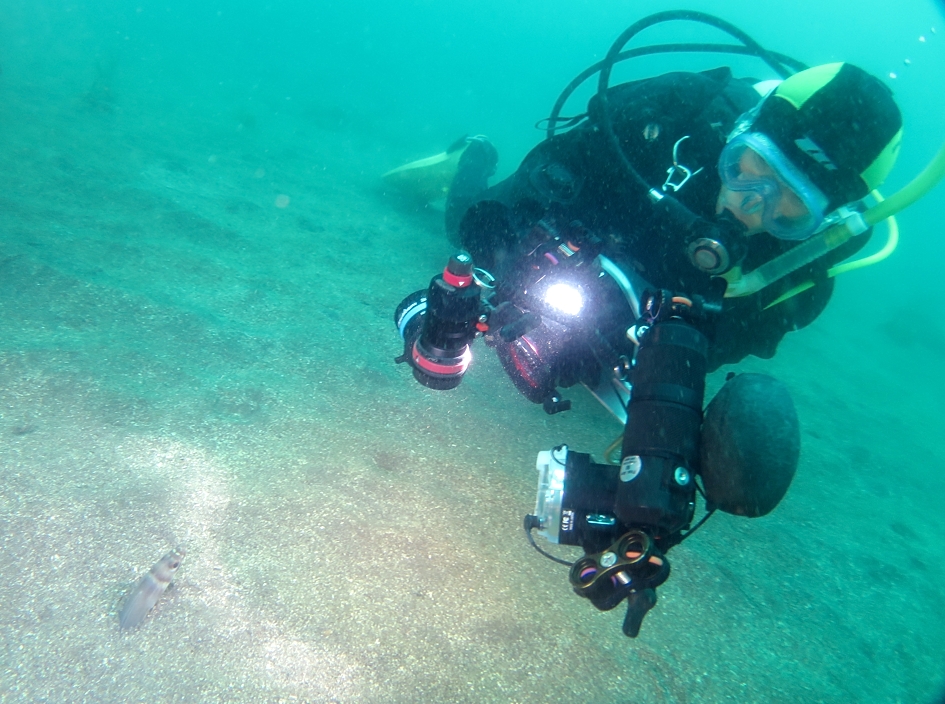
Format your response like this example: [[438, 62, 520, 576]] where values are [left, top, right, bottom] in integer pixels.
[[1, 1, 944, 702]]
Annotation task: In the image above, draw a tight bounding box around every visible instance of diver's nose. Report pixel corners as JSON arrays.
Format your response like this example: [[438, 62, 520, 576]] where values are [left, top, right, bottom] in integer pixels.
[[738, 192, 764, 215]]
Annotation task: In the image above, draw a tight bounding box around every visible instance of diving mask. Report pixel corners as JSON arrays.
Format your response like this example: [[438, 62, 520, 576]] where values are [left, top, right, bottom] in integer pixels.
[[718, 132, 829, 241]]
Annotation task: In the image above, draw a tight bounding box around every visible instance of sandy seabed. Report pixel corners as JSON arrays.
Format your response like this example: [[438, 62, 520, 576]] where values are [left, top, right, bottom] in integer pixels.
[[1, 81, 943, 704]]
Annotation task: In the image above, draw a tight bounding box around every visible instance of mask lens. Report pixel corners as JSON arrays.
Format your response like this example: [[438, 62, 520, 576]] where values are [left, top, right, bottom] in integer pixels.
[[719, 134, 829, 240]]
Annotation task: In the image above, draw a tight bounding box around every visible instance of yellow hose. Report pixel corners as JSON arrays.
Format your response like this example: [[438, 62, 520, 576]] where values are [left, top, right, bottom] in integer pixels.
[[828, 198, 899, 278], [762, 211, 898, 309], [864, 141, 945, 228], [730, 135, 945, 303]]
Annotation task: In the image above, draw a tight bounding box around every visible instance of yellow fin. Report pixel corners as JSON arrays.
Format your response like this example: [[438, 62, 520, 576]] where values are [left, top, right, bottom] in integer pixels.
[[382, 140, 469, 202]]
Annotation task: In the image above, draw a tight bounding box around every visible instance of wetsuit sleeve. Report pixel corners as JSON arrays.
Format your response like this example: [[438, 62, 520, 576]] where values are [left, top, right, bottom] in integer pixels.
[[706, 230, 868, 370], [709, 277, 834, 369]]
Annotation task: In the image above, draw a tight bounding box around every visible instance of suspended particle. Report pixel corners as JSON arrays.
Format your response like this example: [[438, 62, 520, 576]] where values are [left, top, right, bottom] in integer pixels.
[[642, 123, 661, 141], [919, 35, 926, 42], [888, 72, 898, 79]]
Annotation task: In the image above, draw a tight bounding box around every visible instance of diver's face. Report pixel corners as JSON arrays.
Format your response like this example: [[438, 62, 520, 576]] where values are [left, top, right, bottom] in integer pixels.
[[716, 147, 811, 235]]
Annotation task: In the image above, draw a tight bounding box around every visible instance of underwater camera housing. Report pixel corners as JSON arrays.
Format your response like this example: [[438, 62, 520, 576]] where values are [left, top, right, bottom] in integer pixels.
[[394, 218, 623, 412], [526, 290, 801, 637], [395, 254, 801, 638], [532, 315, 708, 552]]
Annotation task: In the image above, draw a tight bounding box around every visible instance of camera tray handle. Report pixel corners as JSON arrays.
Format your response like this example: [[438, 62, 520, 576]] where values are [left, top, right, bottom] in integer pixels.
[[567, 529, 670, 637]]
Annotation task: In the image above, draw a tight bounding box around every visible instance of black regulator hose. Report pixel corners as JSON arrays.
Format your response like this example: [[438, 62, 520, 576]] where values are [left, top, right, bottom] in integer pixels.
[[545, 43, 805, 138], [545, 10, 806, 139], [594, 10, 802, 196]]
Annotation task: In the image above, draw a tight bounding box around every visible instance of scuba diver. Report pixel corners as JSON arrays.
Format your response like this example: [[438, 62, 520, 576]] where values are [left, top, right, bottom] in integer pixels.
[[389, 11, 945, 637], [442, 62, 902, 371]]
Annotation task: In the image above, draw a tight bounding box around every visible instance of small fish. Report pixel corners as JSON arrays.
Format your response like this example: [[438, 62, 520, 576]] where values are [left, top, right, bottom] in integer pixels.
[[119, 547, 186, 629]]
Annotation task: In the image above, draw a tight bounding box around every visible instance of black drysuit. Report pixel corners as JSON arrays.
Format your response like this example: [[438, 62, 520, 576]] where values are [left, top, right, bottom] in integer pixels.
[[447, 68, 868, 371]]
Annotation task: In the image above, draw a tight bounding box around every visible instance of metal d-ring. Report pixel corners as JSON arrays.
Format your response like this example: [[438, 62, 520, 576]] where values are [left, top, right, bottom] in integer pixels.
[[473, 267, 496, 290], [662, 135, 704, 193]]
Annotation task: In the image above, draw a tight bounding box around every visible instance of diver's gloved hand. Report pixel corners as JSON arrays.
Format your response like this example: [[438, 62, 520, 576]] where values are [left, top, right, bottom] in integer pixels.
[[458, 135, 499, 179]]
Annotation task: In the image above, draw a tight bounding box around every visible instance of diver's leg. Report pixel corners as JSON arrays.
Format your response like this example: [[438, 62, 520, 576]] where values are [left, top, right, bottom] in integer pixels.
[[445, 136, 499, 241]]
